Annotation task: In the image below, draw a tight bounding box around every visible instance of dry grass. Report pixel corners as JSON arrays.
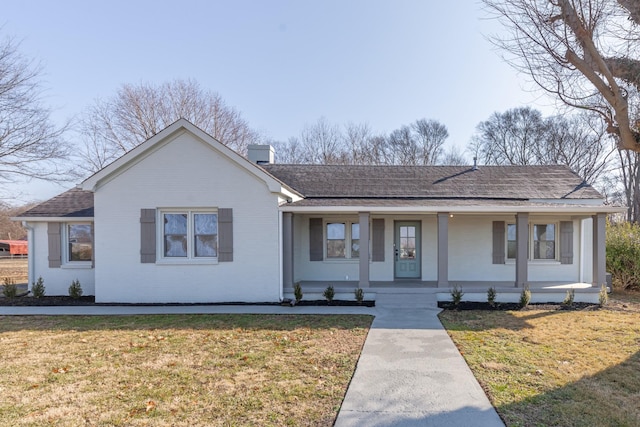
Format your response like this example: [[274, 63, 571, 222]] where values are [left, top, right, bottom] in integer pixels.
[[0, 258, 28, 283], [0, 314, 372, 426], [439, 292, 640, 427]]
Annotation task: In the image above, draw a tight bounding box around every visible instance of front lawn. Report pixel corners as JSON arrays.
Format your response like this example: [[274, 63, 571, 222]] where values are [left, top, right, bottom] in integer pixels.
[[439, 292, 640, 427], [0, 314, 372, 426]]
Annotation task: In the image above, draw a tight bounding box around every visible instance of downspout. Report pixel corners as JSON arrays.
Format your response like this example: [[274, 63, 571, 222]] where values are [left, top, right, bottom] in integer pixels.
[[278, 210, 284, 302], [22, 221, 34, 290]]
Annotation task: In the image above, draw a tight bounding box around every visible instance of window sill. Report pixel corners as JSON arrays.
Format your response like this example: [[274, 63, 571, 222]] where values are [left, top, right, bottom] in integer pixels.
[[156, 258, 219, 266], [505, 259, 561, 265], [323, 259, 360, 264], [61, 263, 93, 269]]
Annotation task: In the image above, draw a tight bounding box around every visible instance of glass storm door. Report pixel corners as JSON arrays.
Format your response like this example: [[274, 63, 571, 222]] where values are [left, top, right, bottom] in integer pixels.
[[394, 221, 421, 279]]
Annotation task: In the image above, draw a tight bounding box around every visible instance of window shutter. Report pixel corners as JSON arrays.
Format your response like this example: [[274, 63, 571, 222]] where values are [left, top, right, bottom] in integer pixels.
[[309, 218, 323, 261], [47, 222, 62, 268], [372, 218, 385, 262], [218, 208, 233, 262], [492, 221, 505, 264], [560, 221, 573, 264], [140, 209, 156, 263]]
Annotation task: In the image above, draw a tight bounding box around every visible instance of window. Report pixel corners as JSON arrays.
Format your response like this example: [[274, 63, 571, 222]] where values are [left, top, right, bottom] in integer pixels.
[[325, 221, 359, 259], [507, 224, 516, 259], [161, 210, 218, 259], [533, 223, 555, 260], [505, 222, 557, 260], [64, 223, 92, 264]]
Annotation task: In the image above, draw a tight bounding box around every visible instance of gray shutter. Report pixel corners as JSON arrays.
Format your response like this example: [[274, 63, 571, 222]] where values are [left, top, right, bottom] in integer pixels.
[[309, 218, 323, 261], [218, 208, 233, 262], [372, 218, 385, 262], [492, 221, 505, 264], [47, 222, 62, 268], [140, 209, 156, 263], [560, 221, 573, 264]]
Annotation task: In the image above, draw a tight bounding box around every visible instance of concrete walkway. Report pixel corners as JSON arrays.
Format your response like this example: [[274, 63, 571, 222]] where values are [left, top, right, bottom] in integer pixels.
[[334, 294, 504, 426], [0, 296, 504, 427]]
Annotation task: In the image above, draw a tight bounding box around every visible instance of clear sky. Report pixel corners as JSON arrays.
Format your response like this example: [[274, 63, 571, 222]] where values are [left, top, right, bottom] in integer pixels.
[[3, 0, 555, 204]]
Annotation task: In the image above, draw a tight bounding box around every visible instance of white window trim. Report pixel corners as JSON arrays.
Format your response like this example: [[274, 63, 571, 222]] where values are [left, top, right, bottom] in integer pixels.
[[323, 219, 360, 261], [156, 208, 219, 265], [506, 222, 559, 262], [61, 222, 93, 269]]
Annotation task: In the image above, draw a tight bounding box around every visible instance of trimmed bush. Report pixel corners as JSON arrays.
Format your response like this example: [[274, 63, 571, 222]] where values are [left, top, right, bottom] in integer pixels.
[[323, 285, 335, 303], [293, 282, 303, 303], [487, 287, 497, 307], [519, 285, 531, 308], [450, 285, 464, 307], [354, 287, 364, 304], [606, 221, 640, 291], [2, 277, 17, 299], [32, 277, 46, 298], [599, 284, 609, 307], [68, 279, 83, 299]]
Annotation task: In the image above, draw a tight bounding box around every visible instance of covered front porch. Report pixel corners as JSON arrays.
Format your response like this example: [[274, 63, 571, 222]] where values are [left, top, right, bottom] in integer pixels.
[[281, 205, 613, 297]]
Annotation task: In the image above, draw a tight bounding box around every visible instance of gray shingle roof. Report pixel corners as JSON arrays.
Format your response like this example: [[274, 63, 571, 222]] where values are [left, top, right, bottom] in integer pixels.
[[262, 165, 602, 200], [17, 188, 94, 218], [17, 165, 604, 218]]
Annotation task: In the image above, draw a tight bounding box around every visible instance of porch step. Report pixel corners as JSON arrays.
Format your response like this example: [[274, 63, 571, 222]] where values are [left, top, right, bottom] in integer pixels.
[[375, 292, 438, 309]]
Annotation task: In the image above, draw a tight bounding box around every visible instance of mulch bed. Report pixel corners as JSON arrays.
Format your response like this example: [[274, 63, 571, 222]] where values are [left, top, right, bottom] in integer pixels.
[[438, 301, 599, 311], [0, 296, 375, 307], [0, 296, 96, 306]]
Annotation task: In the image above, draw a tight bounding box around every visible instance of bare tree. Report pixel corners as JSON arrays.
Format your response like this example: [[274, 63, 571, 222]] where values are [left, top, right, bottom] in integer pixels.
[[470, 107, 547, 166], [0, 201, 37, 240], [542, 112, 615, 183], [483, 0, 640, 151], [470, 107, 612, 183], [0, 34, 73, 193], [413, 119, 449, 165], [440, 145, 469, 166], [298, 117, 343, 164], [77, 79, 261, 173]]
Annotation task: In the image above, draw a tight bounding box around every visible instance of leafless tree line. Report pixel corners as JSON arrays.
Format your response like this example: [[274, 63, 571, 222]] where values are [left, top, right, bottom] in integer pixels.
[[273, 117, 465, 166]]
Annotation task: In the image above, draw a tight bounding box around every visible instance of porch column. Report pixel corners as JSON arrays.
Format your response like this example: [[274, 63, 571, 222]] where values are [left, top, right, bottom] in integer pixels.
[[359, 212, 370, 288], [437, 212, 449, 288], [592, 213, 606, 287], [515, 212, 529, 287], [283, 212, 294, 289]]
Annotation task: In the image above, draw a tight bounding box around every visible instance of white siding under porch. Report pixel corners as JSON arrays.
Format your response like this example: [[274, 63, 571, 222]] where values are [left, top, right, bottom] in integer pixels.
[[93, 131, 282, 303]]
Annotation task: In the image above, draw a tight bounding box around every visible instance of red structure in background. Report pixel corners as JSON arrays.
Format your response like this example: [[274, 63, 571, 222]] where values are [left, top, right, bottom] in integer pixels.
[[0, 240, 28, 256]]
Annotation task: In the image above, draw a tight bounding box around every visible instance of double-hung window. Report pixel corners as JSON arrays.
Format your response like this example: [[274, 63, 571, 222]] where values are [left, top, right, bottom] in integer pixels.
[[505, 223, 557, 260], [326, 221, 360, 259], [63, 223, 93, 264], [162, 210, 218, 260]]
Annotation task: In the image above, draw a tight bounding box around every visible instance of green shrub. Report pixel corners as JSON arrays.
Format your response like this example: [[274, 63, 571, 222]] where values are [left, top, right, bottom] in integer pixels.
[[31, 277, 46, 298], [450, 285, 464, 307], [606, 221, 640, 291], [323, 285, 335, 303], [354, 287, 364, 304], [2, 277, 17, 299], [487, 287, 497, 307], [599, 284, 609, 307], [563, 289, 575, 306], [519, 285, 531, 308], [293, 282, 303, 303], [68, 279, 83, 299]]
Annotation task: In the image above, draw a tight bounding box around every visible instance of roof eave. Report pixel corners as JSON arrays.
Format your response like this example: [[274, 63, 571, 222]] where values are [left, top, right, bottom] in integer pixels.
[[279, 205, 625, 214]]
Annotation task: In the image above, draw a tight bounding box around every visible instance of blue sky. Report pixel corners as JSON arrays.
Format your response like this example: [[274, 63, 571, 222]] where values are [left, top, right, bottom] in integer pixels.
[[3, 0, 555, 203]]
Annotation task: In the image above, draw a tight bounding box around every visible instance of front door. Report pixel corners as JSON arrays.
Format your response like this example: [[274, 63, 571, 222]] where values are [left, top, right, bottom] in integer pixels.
[[394, 221, 421, 279]]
